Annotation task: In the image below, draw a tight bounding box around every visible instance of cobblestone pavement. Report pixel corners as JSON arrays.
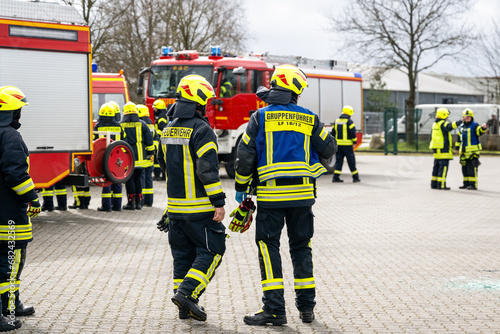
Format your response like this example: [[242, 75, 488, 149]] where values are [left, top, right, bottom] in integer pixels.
[[14, 153, 500, 333]]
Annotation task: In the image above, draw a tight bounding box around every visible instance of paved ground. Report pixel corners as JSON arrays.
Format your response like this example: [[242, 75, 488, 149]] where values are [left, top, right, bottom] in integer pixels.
[[13, 153, 500, 333]]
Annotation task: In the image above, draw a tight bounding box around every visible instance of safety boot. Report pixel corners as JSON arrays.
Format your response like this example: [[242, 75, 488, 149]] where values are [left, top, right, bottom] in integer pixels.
[[178, 309, 189, 319], [353, 178, 361, 183], [299, 310, 314, 323], [171, 293, 206, 321], [243, 309, 287, 326], [55, 206, 67, 211], [332, 178, 343, 183], [135, 194, 143, 210], [2, 302, 35, 317], [41, 205, 54, 212], [0, 315, 21, 331], [123, 195, 136, 210]]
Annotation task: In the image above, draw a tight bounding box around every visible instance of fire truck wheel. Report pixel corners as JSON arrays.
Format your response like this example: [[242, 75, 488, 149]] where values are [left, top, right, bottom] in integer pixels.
[[225, 160, 236, 179], [321, 156, 335, 174], [103, 140, 135, 184]]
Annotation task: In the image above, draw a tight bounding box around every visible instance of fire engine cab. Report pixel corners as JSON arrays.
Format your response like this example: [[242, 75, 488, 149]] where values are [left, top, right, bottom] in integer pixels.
[[91, 65, 130, 121], [0, 0, 134, 189], [138, 47, 363, 177]]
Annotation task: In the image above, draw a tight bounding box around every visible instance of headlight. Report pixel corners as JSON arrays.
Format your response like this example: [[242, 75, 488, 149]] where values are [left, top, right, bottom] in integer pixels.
[[74, 158, 81, 168]]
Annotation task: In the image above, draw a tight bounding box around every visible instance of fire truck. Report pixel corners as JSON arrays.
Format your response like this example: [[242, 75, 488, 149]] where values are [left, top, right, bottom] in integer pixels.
[[91, 66, 130, 121], [0, 0, 134, 189], [138, 47, 363, 177]]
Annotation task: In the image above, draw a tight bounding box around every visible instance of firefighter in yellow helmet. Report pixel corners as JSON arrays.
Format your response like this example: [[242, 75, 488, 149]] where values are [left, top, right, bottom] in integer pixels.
[[331, 105, 360, 182], [153, 99, 169, 180], [137, 104, 157, 206], [234, 65, 336, 325], [455, 108, 487, 189], [93, 103, 126, 211], [429, 108, 462, 190], [0, 86, 38, 331], [158, 75, 226, 321], [120, 102, 154, 209]]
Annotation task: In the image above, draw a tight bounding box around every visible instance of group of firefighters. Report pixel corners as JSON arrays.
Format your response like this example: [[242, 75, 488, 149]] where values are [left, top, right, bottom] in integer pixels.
[[0, 63, 493, 331]]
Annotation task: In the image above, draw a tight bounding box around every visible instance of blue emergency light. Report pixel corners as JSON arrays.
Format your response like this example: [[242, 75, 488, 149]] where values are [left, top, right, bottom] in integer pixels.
[[211, 46, 221, 57], [92, 63, 98, 73], [162, 46, 173, 57]]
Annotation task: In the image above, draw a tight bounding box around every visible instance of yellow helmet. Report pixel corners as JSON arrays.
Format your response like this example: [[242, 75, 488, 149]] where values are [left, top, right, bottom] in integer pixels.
[[462, 108, 474, 117], [108, 101, 121, 115], [436, 108, 450, 119], [0, 86, 29, 111], [176, 75, 215, 106], [99, 103, 115, 117], [153, 99, 166, 110], [342, 105, 354, 116], [123, 101, 138, 115], [270, 64, 308, 95], [137, 104, 149, 118]]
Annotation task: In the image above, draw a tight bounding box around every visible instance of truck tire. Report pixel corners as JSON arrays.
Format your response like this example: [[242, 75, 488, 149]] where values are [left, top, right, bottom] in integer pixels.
[[321, 156, 335, 174], [103, 140, 135, 184]]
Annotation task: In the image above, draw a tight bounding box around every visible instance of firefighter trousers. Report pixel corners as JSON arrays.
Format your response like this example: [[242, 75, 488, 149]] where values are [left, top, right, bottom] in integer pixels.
[[333, 145, 359, 180], [0, 243, 27, 313], [168, 217, 226, 302], [101, 183, 122, 210], [431, 159, 449, 189], [140, 166, 154, 206], [255, 206, 316, 316], [125, 168, 144, 196], [461, 157, 479, 188], [41, 182, 67, 209]]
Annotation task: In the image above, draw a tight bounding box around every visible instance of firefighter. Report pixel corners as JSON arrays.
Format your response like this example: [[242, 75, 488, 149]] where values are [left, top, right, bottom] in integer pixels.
[[93, 103, 126, 211], [120, 102, 154, 210], [429, 108, 462, 190], [455, 108, 487, 190], [41, 181, 67, 211], [0, 86, 40, 331], [331, 105, 360, 182], [109, 100, 122, 123], [157, 75, 226, 321], [235, 65, 336, 325], [153, 99, 168, 181], [137, 104, 157, 207]]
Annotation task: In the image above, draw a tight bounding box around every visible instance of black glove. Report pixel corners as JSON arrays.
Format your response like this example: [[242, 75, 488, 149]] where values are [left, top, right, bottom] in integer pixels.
[[157, 214, 169, 233]]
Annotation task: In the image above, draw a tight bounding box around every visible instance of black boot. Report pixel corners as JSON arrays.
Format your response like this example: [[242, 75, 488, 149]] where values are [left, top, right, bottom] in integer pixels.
[[332, 178, 344, 183], [2, 302, 35, 317], [68, 202, 79, 209], [243, 309, 287, 326], [135, 194, 143, 210], [299, 310, 314, 323], [171, 293, 206, 321], [0, 315, 21, 331], [123, 195, 135, 210]]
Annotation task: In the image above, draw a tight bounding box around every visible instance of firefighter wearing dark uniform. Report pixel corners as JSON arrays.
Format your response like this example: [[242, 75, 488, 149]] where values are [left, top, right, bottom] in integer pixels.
[[69, 186, 90, 209], [331, 105, 360, 182], [93, 103, 126, 211], [455, 108, 487, 190], [120, 102, 154, 210], [0, 86, 40, 331], [429, 108, 462, 190], [159, 75, 226, 322], [235, 65, 336, 326], [138, 104, 157, 207], [41, 181, 67, 211], [153, 99, 169, 181]]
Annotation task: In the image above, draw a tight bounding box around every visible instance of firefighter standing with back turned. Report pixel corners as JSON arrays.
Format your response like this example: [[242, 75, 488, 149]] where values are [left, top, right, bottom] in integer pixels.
[[455, 108, 487, 190], [157, 75, 226, 322], [235, 65, 336, 326], [429, 108, 462, 190], [0, 86, 40, 332], [331, 105, 360, 182], [153, 99, 169, 181], [137, 104, 157, 207]]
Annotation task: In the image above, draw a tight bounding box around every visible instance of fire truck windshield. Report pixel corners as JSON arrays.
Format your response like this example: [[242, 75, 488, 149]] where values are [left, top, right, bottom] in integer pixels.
[[148, 65, 213, 98]]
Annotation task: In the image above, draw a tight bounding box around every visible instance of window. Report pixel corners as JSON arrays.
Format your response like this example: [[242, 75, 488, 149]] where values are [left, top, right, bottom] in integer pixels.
[[148, 65, 213, 98]]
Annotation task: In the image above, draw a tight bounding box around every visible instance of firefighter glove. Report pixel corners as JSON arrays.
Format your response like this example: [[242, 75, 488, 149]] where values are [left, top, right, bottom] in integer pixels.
[[235, 191, 247, 203], [228, 197, 256, 233], [27, 198, 41, 218], [157, 213, 170, 233]]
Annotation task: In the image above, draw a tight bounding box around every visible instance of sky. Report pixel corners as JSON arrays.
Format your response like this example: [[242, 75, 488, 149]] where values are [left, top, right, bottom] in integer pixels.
[[243, 0, 500, 77]]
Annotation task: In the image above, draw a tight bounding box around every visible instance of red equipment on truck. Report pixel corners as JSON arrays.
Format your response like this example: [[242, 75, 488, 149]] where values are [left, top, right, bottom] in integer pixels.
[[0, 0, 134, 189], [138, 47, 363, 177]]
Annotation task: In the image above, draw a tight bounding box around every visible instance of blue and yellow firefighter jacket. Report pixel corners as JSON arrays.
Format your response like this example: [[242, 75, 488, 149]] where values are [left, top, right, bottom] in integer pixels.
[[93, 116, 126, 141], [332, 114, 357, 146], [0, 114, 38, 243], [429, 118, 461, 159], [120, 114, 154, 168], [161, 101, 225, 220], [235, 103, 336, 208], [455, 121, 486, 158]]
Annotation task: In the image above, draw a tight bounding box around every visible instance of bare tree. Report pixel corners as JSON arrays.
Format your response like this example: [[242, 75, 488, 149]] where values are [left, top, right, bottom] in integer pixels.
[[475, 21, 500, 104], [329, 0, 473, 143]]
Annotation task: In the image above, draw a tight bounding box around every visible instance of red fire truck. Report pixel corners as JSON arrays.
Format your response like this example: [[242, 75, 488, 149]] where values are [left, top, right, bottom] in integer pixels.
[[0, 1, 134, 189], [138, 47, 363, 177], [91, 67, 130, 121]]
